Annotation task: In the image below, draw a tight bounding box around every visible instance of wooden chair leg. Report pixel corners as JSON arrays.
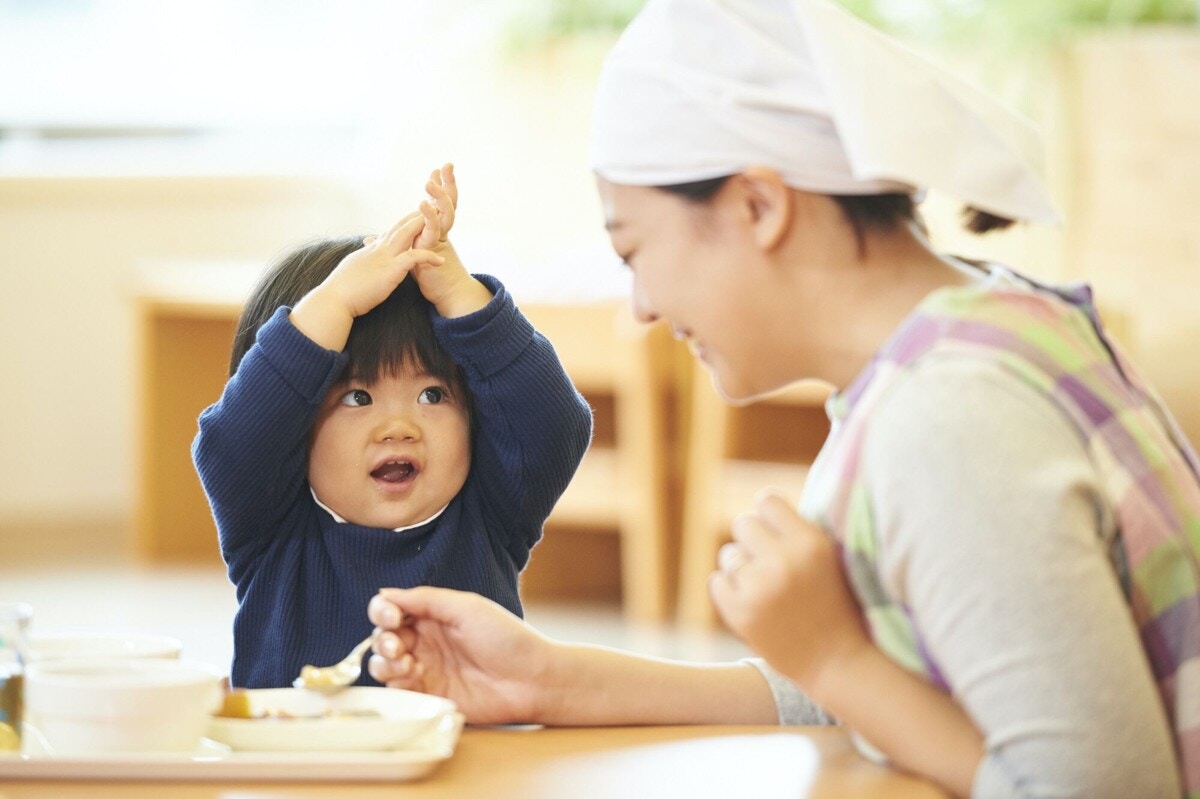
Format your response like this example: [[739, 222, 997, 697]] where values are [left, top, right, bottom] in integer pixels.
[[613, 315, 673, 621], [677, 369, 729, 627]]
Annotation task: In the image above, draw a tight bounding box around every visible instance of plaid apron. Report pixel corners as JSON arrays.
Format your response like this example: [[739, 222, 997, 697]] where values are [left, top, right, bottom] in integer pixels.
[[800, 272, 1200, 796]]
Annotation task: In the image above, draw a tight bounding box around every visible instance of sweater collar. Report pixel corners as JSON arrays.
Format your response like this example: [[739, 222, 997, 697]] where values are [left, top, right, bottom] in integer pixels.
[[310, 488, 448, 532]]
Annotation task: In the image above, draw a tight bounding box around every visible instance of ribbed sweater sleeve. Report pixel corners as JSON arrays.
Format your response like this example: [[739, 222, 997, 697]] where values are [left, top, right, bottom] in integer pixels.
[[191, 307, 346, 579], [434, 274, 593, 563]]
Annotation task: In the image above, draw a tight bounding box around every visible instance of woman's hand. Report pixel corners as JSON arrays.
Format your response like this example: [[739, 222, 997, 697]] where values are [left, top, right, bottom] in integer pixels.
[[367, 587, 555, 725], [708, 490, 872, 695]]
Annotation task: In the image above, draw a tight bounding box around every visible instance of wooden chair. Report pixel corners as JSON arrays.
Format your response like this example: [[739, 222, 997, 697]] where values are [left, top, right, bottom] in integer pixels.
[[676, 372, 832, 626], [511, 303, 684, 621]]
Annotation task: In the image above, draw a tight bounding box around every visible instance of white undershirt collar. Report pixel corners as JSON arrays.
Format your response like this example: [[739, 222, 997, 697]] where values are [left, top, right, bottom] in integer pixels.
[[310, 488, 448, 532]]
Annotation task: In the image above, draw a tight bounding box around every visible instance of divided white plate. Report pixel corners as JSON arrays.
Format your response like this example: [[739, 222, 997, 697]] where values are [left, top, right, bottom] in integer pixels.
[[207, 686, 458, 752]]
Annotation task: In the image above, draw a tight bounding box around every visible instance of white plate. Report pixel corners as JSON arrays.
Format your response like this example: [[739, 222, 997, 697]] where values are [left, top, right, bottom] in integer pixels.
[[206, 686, 456, 752], [0, 713, 464, 783]]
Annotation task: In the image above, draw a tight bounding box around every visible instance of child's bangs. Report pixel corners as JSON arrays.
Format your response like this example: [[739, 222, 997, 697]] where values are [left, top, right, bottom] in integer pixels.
[[341, 280, 463, 390]]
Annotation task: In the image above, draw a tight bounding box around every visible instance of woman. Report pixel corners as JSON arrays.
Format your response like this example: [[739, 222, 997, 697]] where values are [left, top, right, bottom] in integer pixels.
[[368, 1, 1198, 796]]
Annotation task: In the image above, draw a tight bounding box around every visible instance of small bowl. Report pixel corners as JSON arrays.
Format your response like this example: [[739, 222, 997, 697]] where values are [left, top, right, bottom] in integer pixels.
[[24, 659, 224, 754], [207, 687, 455, 752], [28, 632, 184, 663]]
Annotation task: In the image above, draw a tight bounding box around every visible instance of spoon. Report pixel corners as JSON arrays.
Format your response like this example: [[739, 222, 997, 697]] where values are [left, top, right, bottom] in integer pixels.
[[292, 635, 374, 691]]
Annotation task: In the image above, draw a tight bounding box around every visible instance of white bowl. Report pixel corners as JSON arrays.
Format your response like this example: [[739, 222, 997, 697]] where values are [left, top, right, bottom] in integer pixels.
[[28, 632, 183, 663], [207, 687, 455, 752], [24, 659, 224, 754]]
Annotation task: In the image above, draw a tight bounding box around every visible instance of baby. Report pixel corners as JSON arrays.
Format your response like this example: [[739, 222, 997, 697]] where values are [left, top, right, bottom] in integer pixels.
[[192, 165, 592, 688]]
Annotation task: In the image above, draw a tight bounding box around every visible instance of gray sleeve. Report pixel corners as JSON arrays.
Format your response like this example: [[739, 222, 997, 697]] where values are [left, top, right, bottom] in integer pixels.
[[862, 357, 1179, 799], [743, 658, 838, 726]]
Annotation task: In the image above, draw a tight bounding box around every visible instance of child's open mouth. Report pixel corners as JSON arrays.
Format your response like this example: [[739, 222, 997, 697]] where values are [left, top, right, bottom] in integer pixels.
[[371, 460, 417, 484]]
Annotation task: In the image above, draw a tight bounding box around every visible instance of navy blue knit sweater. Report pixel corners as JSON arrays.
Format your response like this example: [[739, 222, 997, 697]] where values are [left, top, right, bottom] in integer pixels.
[[192, 275, 592, 688]]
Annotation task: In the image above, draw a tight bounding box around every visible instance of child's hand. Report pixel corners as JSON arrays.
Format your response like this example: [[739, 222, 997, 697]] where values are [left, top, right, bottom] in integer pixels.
[[708, 490, 873, 695], [414, 164, 457, 249], [289, 215, 443, 352], [407, 164, 493, 319]]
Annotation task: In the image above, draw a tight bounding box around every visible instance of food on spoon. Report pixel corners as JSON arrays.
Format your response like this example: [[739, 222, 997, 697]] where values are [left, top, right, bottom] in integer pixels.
[[298, 664, 333, 687]]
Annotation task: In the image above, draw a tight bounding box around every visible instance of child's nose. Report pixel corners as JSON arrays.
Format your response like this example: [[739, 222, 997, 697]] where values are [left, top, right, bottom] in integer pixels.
[[376, 411, 420, 443]]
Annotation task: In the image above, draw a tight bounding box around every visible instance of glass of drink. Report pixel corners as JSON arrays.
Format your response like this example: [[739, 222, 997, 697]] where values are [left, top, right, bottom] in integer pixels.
[[0, 601, 33, 751]]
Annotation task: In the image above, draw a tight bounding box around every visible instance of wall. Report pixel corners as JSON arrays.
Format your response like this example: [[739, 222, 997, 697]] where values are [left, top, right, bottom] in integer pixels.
[[0, 175, 365, 527], [1055, 29, 1200, 444], [0, 38, 624, 554], [3, 26, 1198, 558]]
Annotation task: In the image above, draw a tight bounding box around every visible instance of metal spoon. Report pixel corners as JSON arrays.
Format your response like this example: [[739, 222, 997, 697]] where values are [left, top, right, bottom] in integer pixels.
[[292, 635, 374, 691]]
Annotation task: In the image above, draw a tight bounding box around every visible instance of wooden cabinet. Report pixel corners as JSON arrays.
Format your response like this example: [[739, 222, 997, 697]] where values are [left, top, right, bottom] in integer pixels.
[[134, 284, 242, 564]]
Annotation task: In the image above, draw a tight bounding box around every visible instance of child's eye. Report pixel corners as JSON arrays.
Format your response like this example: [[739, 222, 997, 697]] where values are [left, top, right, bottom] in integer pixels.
[[339, 389, 373, 407], [418, 387, 446, 405]]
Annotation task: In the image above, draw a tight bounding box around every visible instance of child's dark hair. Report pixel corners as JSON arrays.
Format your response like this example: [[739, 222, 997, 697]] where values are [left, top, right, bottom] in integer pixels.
[[656, 175, 1014, 255], [230, 236, 467, 397]]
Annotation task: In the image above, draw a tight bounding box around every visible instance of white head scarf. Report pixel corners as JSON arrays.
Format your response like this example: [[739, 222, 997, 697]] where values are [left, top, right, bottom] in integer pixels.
[[589, 0, 1059, 225]]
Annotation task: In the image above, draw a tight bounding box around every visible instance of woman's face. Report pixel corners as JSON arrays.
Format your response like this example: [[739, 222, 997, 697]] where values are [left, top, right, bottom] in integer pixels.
[[597, 177, 787, 402]]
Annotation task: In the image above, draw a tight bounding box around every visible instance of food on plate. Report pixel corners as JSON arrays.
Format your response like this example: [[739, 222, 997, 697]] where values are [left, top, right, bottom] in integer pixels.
[[214, 689, 380, 720], [215, 690, 255, 719]]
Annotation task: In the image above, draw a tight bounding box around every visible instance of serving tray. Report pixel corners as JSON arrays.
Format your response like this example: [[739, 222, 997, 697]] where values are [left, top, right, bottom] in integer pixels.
[[0, 712, 463, 783]]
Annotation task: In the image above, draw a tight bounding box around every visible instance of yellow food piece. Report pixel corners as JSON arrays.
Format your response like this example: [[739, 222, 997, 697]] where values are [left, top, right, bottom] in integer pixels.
[[0, 721, 19, 750], [299, 664, 333, 686], [214, 690, 257, 719]]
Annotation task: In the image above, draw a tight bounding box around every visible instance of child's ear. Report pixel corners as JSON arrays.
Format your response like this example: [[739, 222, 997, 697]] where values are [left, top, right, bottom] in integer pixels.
[[733, 167, 792, 252]]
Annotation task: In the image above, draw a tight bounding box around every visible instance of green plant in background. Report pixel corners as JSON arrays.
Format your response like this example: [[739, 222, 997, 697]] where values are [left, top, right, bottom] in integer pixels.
[[533, 0, 644, 36], [829, 0, 1197, 48], [504, 0, 1195, 50], [504, 0, 644, 51]]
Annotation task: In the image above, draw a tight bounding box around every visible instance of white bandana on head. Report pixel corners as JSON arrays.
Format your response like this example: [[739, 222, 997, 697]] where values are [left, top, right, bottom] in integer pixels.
[[589, 0, 1059, 225]]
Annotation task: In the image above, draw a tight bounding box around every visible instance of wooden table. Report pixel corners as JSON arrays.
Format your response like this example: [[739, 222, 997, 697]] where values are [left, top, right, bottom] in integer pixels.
[[0, 724, 947, 798]]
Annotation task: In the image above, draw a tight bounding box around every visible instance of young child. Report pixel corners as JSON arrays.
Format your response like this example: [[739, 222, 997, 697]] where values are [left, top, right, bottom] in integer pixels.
[[192, 165, 593, 689]]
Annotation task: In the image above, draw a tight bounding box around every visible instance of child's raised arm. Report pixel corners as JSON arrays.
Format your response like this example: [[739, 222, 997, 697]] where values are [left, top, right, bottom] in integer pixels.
[[408, 164, 493, 319], [288, 215, 444, 352]]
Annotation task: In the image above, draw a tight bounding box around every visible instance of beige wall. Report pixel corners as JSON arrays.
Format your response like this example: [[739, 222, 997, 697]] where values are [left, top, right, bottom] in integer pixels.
[[0, 176, 366, 521], [2, 29, 1198, 549], [0, 42, 616, 546], [1055, 30, 1200, 445]]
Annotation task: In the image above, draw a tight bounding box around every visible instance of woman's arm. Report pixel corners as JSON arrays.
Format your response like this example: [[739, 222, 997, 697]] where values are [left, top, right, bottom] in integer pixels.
[[862, 358, 1179, 798], [367, 587, 777, 726], [709, 356, 1181, 798], [709, 492, 984, 796]]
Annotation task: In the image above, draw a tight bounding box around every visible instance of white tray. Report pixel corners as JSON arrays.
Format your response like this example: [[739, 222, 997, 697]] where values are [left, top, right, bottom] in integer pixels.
[[0, 713, 463, 783]]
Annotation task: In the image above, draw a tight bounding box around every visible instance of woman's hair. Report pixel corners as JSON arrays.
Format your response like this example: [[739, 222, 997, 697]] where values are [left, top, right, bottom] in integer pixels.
[[229, 237, 467, 400], [656, 176, 1014, 252]]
